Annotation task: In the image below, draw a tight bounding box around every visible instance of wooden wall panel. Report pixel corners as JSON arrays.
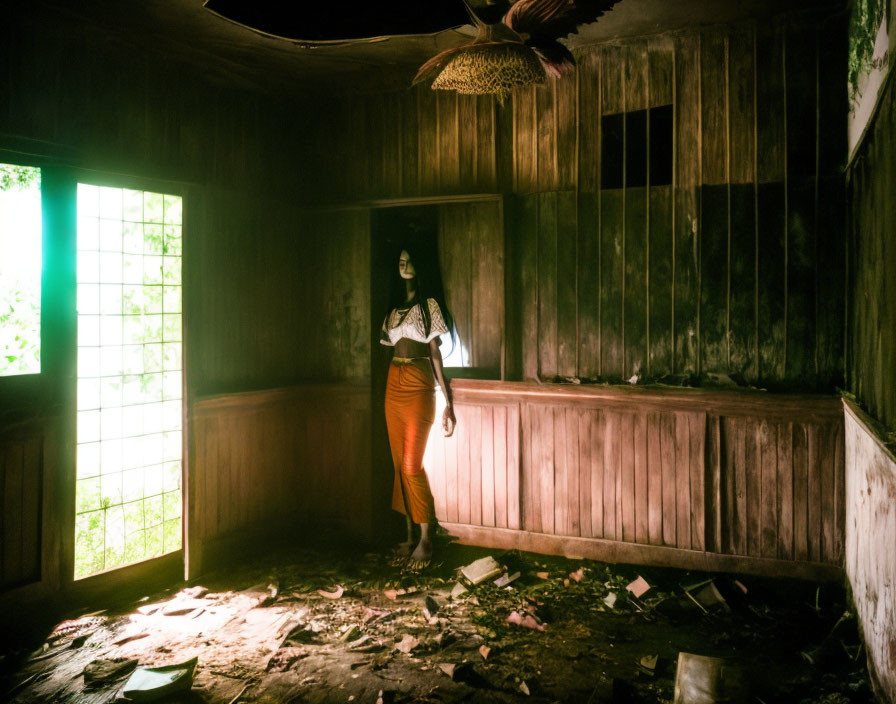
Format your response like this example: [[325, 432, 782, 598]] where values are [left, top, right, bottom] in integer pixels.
[[848, 64, 896, 430], [320, 15, 845, 394], [431, 381, 843, 577], [844, 402, 896, 703], [189, 201, 371, 395], [438, 200, 504, 371], [3, 14, 324, 202], [427, 400, 522, 533], [578, 51, 601, 193], [672, 34, 702, 378], [1, 431, 43, 590], [190, 385, 372, 561]]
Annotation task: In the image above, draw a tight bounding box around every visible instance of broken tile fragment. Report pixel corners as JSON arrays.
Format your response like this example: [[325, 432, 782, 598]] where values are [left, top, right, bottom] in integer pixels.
[[569, 567, 585, 583], [460, 556, 503, 585], [384, 586, 419, 601], [438, 662, 456, 678], [683, 580, 729, 612], [494, 571, 521, 588], [479, 645, 491, 660], [626, 576, 651, 598], [507, 610, 546, 632], [395, 634, 419, 654], [450, 582, 469, 598]]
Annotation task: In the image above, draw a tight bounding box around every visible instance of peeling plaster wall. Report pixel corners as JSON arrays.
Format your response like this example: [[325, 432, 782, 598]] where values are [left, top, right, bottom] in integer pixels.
[[844, 402, 896, 703]]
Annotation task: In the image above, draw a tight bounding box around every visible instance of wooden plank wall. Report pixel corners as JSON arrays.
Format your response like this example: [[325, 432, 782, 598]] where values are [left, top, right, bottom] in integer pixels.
[[189, 385, 372, 570], [1, 11, 325, 202], [437, 201, 505, 371], [0, 427, 43, 590], [189, 205, 372, 394], [843, 401, 896, 702], [425, 381, 844, 577], [848, 70, 896, 431], [323, 15, 846, 392]]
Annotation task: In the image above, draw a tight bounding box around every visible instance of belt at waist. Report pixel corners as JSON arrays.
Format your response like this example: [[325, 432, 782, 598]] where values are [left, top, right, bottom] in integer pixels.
[[392, 356, 430, 366]]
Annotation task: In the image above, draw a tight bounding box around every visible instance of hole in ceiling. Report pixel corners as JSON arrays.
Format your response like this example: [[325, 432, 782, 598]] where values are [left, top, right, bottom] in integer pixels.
[[203, 0, 470, 42]]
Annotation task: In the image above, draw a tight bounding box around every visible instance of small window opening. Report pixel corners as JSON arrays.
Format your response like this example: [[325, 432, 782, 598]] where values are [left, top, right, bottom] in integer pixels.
[[601, 104, 673, 189]]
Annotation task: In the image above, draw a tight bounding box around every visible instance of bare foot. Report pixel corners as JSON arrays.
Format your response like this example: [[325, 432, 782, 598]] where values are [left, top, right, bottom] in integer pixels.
[[405, 539, 432, 571], [389, 541, 414, 566]]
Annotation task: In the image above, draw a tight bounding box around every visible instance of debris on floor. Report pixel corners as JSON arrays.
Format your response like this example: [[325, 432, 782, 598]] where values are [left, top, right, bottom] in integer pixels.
[[673, 652, 745, 704], [121, 656, 198, 701], [460, 556, 504, 585], [0, 538, 873, 704]]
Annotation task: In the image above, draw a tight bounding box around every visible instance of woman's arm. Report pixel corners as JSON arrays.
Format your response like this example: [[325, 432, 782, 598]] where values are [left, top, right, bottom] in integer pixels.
[[429, 338, 456, 437]]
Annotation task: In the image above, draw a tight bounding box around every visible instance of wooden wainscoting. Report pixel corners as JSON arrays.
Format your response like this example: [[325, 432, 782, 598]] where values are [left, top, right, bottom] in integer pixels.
[[1, 421, 44, 590], [189, 384, 372, 575], [426, 381, 844, 580]]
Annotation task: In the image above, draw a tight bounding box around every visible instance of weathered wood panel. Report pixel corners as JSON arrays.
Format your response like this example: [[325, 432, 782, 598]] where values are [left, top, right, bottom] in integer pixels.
[[428, 380, 844, 577], [438, 199, 505, 371], [189, 203, 371, 395], [325, 16, 845, 394], [427, 401, 522, 534], [844, 401, 896, 703], [190, 385, 372, 571], [848, 66, 896, 429], [1, 431, 43, 590]]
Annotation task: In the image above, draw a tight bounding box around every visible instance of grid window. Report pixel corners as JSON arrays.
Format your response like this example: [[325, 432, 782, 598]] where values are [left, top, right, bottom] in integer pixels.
[[75, 185, 182, 579]]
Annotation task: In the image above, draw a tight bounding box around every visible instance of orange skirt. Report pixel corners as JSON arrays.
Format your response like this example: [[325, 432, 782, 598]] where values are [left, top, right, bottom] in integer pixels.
[[385, 358, 436, 524]]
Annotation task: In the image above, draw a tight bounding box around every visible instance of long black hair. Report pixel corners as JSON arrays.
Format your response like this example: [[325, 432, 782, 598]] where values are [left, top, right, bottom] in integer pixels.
[[385, 237, 457, 355]]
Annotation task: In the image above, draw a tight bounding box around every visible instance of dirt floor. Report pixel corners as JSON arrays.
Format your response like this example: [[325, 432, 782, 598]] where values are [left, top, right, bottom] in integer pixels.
[[0, 535, 875, 703]]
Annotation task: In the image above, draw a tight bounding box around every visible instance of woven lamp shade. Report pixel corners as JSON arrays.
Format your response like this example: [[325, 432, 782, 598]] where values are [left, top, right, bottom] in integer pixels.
[[431, 43, 545, 97]]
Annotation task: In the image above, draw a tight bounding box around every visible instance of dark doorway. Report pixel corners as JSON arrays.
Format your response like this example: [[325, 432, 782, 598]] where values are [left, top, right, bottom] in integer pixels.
[[369, 205, 439, 539]]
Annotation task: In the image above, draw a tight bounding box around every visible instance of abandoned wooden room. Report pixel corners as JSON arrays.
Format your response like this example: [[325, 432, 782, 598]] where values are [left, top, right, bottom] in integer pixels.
[[1, 0, 895, 702]]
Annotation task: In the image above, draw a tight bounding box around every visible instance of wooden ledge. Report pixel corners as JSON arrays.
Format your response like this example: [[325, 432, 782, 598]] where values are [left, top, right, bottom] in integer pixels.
[[843, 398, 896, 466], [442, 523, 844, 582], [449, 379, 843, 420]]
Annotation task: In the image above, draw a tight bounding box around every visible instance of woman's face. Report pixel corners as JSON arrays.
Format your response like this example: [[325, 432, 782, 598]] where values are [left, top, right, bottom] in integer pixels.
[[399, 250, 416, 280]]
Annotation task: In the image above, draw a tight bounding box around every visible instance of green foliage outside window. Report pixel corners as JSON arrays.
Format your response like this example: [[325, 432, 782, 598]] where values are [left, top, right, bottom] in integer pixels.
[[849, 0, 888, 105], [0, 163, 41, 377], [75, 185, 183, 579]]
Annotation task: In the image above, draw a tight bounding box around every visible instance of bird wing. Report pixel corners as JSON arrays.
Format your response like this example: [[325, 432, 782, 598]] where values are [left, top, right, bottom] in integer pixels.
[[503, 0, 622, 40], [531, 41, 576, 77]]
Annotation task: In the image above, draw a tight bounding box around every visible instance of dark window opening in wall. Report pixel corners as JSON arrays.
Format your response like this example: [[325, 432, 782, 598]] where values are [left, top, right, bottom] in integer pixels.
[[600, 113, 625, 189], [625, 110, 648, 187], [601, 105, 673, 189], [649, 105, 674, 186]]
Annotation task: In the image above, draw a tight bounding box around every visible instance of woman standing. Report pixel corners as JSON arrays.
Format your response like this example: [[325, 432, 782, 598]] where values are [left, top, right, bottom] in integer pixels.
[[380, 244, 456, 571]]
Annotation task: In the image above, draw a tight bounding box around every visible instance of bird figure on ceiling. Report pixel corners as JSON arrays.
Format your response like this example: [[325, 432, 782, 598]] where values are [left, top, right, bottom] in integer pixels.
[[414, 0, 622, 99]]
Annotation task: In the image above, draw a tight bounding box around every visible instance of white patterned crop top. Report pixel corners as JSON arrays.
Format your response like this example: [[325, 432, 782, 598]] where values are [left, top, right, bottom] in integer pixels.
[[380, 298, 449, 346]]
